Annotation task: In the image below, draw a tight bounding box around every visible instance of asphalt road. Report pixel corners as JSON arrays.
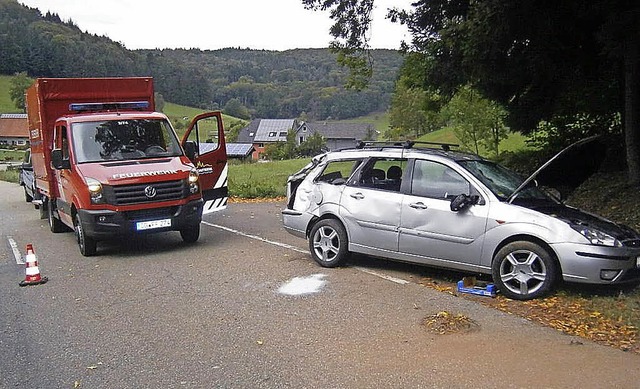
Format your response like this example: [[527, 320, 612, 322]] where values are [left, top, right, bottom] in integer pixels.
[[1, 180, 639, 388]]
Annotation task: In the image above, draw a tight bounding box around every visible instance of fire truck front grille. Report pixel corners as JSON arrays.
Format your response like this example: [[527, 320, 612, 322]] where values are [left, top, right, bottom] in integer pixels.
[[104, 180, 187, 205]]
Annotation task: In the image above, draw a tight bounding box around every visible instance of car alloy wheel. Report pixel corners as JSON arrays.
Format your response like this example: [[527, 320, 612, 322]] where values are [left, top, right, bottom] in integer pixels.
[[492, 241, 557, 300], [308, 219, 349, 268]]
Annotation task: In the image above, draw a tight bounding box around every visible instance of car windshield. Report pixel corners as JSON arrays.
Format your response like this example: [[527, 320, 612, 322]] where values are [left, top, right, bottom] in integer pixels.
[[458, 160, 552, 202], [71, 119, 183, 163]]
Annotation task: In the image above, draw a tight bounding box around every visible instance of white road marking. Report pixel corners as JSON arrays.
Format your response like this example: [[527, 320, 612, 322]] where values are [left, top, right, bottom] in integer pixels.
[[202, 222, 410, 285], [202, 222, 308, 254], [7, 236, 24, 265], [351, 266, 410, 285]]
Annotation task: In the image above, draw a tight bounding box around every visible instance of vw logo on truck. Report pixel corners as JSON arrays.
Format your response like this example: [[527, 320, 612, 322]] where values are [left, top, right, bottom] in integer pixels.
[[144, 186, 157, 199]]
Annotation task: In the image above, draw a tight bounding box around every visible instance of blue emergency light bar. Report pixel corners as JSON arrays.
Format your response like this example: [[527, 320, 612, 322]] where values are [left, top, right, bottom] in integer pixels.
[[69, 101, 150, 112]]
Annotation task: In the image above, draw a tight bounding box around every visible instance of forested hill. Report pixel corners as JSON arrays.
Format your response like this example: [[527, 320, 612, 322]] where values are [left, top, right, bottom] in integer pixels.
[[0, 0, 403, 120]]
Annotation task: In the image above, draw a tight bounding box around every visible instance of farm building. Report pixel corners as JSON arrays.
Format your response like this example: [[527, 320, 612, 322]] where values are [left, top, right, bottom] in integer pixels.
[[0, 113, 28, 147]]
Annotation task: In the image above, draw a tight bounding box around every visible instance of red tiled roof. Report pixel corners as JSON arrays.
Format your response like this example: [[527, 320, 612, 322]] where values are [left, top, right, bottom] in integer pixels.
[[0, 117, 28, 138]]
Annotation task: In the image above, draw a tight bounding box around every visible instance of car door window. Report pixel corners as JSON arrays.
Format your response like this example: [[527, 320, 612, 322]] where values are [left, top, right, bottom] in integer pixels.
[[358, 158, 406, 192], [316, 160, 362, 184], [411, 159, 470, 199]]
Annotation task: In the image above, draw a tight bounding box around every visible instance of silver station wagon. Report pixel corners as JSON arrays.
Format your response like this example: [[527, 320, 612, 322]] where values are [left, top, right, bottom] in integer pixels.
[[282, 137, 640, 300]]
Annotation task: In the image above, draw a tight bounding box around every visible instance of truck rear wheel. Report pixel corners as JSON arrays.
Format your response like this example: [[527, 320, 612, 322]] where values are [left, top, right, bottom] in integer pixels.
[[48, 199, 67, 233], [74, 213, 97, 256], [180, 224, 200, 243]]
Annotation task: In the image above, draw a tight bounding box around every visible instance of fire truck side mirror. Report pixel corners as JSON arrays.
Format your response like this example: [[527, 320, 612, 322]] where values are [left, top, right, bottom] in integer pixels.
[[51, 149, 70, 170], [183, 141, 197, 161]]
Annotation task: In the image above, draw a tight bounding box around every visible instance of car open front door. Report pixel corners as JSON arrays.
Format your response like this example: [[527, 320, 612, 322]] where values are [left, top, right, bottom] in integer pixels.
[[182, 112, 228, 215]]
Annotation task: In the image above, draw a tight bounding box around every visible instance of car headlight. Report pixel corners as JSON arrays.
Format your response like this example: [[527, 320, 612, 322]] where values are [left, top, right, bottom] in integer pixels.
[[188, 169, 200, 194], [571, 225, 622, 247], [86, 177, 104, 204]]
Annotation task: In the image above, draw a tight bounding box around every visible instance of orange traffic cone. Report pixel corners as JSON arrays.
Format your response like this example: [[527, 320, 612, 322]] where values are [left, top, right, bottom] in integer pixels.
[[19, 243, 48, 287]]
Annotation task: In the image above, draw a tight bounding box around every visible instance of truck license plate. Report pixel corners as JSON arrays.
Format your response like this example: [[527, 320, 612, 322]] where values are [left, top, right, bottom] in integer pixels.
[[136, 219, 171, 231], [637, 256, 640, 268]]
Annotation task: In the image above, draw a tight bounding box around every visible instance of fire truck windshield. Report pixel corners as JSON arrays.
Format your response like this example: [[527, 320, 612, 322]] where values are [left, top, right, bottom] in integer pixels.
[[71, 119, 183, 163]]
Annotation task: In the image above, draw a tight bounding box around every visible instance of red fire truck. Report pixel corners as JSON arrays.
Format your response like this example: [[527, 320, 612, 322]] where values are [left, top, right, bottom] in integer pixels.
[[26, 77, 228, 256]]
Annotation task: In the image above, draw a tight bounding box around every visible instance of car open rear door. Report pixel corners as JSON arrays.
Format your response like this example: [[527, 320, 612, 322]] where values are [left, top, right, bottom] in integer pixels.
[[182, 112, 228, 214]]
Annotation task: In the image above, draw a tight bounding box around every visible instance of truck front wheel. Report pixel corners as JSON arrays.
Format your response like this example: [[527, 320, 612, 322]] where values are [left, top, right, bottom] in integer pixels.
[[74, 213, 97, 256], [180, 224, 200, 243]]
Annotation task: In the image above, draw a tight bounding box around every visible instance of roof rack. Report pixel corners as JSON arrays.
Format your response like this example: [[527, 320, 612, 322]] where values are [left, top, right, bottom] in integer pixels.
[[355, 140, 459, 151]]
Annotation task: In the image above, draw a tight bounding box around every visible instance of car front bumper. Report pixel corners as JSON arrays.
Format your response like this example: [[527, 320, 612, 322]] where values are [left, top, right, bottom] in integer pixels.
[[553, 242, 640, 284]]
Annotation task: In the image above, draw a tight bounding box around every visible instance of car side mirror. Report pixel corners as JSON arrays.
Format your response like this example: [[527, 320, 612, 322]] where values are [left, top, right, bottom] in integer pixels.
[[51, 149, 70, 170], [450, 194, 479, 212]]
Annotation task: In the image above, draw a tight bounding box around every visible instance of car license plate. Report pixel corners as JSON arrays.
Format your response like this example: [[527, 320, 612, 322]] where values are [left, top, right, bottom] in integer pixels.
[[136, 219, 171, 231]]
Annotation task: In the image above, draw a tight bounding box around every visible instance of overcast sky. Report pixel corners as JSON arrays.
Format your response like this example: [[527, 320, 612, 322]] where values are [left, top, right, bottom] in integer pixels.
[[18, 0, 412, 51]]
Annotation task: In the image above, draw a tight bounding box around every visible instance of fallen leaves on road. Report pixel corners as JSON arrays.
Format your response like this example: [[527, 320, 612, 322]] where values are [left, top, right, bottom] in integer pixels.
[[422, 311, 480, 335]]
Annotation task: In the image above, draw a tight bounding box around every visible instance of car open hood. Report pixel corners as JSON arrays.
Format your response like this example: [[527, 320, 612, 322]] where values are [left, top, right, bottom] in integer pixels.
[[507, 135, 608, 203]]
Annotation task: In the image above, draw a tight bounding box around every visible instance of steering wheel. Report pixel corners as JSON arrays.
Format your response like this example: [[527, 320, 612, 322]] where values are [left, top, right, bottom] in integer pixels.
[[144, 145, 166, 155]]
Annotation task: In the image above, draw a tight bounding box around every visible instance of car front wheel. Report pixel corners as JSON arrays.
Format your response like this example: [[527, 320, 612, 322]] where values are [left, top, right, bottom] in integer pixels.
[[492, 241, 558, 300], [308, 219, 349, 268]]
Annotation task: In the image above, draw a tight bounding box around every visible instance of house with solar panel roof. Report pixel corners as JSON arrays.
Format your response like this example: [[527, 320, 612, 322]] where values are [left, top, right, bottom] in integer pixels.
[[237, 118, 376, 160]]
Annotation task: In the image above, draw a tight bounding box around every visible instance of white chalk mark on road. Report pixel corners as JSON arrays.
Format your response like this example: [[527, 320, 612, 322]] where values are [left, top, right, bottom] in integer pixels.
[[278, 274, 327, 296]]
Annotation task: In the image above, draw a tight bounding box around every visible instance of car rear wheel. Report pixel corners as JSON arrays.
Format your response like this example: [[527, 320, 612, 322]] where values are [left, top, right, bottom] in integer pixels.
[[74, 213, 97, 257], [308, 219, 349, 268], [492, 241, 558, 300]]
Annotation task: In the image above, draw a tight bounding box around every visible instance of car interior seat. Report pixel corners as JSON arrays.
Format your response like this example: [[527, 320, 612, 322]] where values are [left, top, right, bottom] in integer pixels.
[[386, 165, 402, 191]]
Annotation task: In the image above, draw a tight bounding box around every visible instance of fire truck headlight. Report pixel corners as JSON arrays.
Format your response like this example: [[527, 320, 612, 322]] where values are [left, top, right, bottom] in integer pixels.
[[188, 169, 199, 194], [86, 177, 104, 204]]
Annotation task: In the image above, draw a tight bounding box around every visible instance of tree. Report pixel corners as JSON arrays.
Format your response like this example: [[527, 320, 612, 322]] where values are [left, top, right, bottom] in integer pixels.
[[303, 0, 640, 185], [301, 0, 375, 90], [155, 92, 165, 112], [440, 85, 507, 156], [297, 132, 326, 157], [263, 130, 298, 160], [388, 75, 442, 139], [9, 72, 33, 112], [223, 98, 250, 120]]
